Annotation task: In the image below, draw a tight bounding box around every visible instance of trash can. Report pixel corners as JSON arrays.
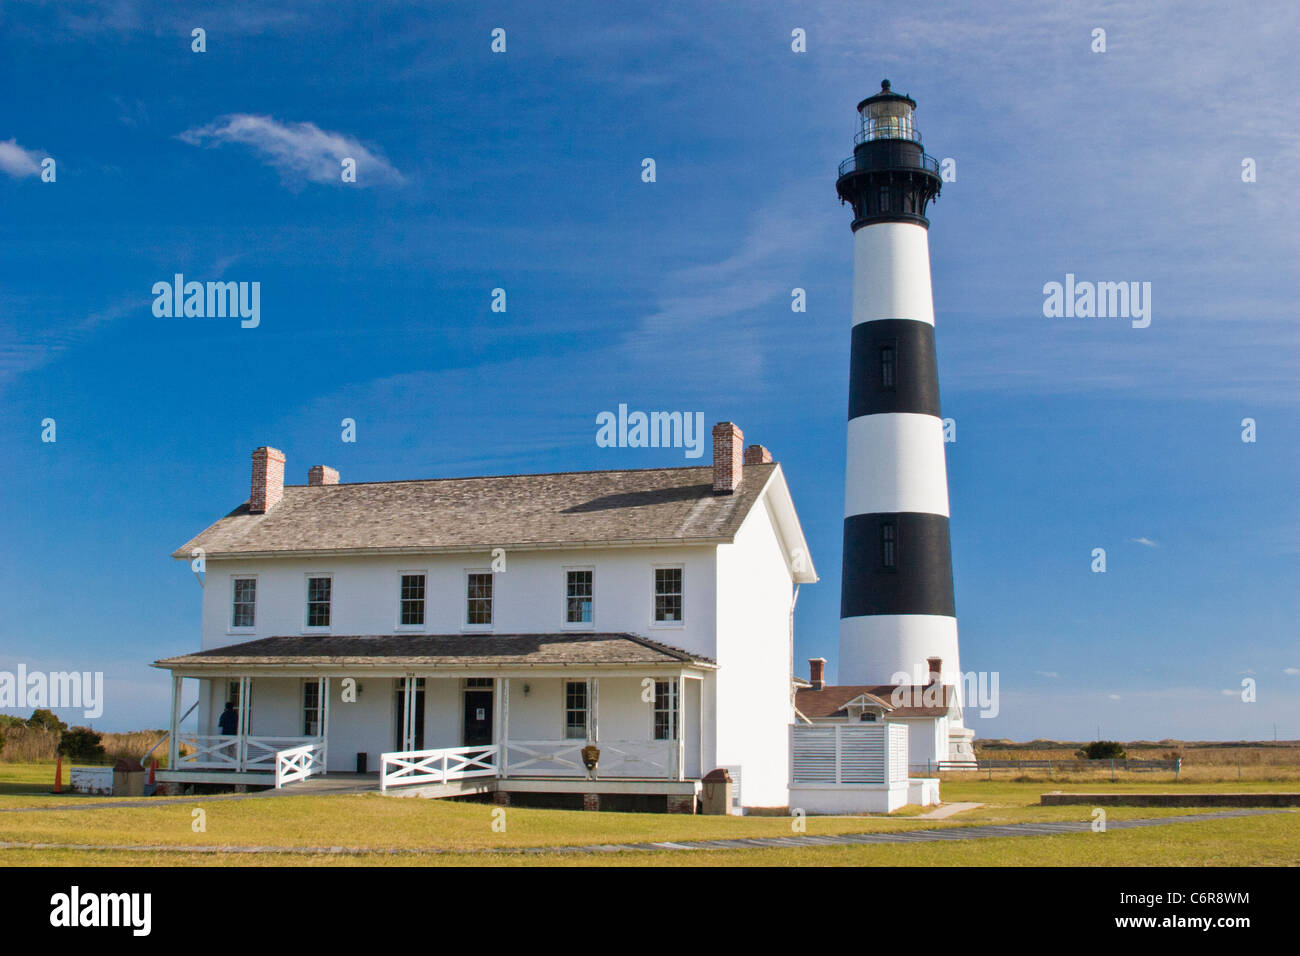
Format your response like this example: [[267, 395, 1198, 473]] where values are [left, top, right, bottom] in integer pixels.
[[356, 752, 368, 774], [112, 758, 146, 797], [700, 768, 733, 815]]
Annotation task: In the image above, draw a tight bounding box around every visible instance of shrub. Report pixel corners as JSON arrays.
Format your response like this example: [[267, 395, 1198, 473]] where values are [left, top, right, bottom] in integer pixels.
[[1077, 740, 1127, 760], [59, 727, 106, 762]]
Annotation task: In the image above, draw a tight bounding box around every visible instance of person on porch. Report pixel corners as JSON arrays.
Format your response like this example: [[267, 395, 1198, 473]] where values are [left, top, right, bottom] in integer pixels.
[[218, 701, 238, 735]]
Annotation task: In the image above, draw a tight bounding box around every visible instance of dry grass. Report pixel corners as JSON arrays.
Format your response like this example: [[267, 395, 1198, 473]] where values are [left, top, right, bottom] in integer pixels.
[[0, 726, 171, 765], [968, 740, 1300, 783]]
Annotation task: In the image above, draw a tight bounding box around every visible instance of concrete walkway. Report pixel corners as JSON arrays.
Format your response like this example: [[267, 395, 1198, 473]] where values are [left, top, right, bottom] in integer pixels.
[[0, 808, 1285, 856], [917, 801, 982, 819]]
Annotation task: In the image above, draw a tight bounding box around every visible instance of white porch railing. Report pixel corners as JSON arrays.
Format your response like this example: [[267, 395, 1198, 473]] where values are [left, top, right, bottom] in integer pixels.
[[275, 742, 324, 789], [175, 733, 240, 770], [506, 739, 674, 779], [244, 735, 321, 770], [176, 733, 321, 772], [790, 723, 909, 785], [380, 745, 498, 791]]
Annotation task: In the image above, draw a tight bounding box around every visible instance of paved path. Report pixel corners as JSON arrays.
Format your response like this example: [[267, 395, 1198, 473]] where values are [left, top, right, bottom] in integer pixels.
[[917, 801, 982, 819], [0, 808, 1284, 856]]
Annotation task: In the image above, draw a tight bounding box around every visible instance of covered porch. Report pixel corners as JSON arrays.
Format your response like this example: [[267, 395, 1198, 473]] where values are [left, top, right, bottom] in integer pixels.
[[152, 633, 715, 801]]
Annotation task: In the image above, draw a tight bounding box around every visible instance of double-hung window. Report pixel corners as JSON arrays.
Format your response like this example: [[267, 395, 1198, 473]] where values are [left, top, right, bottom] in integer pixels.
[[306, 576, 332, 628], [399, 573, 426, 627], [566, 570, 593, 624], [654, 568, 683, 624], [653, 680, 678, 741], [302, 681, 322, 736], [466, 572, 493, 626], [231, 577, 256, 628], [565, 681, 589, 739]]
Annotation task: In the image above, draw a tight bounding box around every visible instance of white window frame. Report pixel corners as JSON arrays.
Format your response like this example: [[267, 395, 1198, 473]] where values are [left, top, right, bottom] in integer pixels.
[[564, 680, 589, 739], [395, 569, 429, 632], [650, 564, 685, 628], [301, 679, 323, 737], [561, 565, 595, 630], [228, 573, 258, 634], [462, 568, 494, 632], [303, 572, 333, 633], [652, 679, 679, 740]]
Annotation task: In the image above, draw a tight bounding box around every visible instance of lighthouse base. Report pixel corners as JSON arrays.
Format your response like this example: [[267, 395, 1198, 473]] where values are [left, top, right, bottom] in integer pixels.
[[946, 725, 977, 766]]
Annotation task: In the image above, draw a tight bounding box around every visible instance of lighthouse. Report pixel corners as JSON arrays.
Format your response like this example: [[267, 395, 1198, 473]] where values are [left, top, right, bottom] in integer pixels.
[[834, 81, 973, 761]]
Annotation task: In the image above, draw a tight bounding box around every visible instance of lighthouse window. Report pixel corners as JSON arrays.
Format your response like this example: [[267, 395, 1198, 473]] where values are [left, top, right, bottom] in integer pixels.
[[878, 185, 890, 212], [880, 345, 896, 389], [881, 523, 897, 569]]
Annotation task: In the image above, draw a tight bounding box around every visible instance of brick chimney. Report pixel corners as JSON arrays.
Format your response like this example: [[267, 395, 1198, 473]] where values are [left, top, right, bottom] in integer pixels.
[[809, 657, 827, 691], [308, 465, 339, 486], [712, 422, 744, 494], [743, 444, 772, 465], [927, 656, 943, 686], [249, 446, 286, 514]]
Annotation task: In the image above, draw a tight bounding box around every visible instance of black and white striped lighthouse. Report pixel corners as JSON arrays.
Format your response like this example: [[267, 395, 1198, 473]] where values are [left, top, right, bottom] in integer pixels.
[[834, 82, 966, 747]]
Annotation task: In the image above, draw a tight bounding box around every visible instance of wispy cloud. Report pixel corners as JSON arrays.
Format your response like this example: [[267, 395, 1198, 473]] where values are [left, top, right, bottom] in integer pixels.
[[1285, 667, 1300, 676], [0, 138, 44, 178], [1129, 537, 1160, 549], [1035, 671, 1060, 679], [178, 115, 405, 188]]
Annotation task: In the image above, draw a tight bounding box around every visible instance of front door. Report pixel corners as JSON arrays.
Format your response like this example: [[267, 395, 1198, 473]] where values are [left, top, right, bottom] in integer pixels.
[[463, 690, 493, 746]]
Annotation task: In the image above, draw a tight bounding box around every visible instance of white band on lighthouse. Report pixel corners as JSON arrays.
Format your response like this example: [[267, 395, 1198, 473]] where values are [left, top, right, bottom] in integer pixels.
[[851, 222, 935, 327], [839, 614, 961, 694], [844, 413, 950, 517]]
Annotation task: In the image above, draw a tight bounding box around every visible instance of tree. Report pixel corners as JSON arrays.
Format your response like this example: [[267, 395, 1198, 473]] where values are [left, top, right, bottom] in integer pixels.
[[59, 727, 106, 762], [26, 709, 67, 734]]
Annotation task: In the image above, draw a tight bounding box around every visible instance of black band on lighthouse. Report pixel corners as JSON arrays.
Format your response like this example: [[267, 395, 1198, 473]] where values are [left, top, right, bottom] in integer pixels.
[[840, 512, 956, 617], [848, 319, 941, 420]]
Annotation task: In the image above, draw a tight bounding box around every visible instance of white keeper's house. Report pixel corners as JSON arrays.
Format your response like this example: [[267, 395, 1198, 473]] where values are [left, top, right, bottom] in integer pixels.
[[154, 422, 817, 812]]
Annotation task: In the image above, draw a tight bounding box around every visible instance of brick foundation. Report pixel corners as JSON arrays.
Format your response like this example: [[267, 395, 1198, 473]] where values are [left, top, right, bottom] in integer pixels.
[[583, 793, 600, 812], [666, 794, 697, 814]]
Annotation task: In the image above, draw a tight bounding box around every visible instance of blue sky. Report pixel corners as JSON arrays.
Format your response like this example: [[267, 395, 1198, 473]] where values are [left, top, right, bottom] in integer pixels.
[[1, 1, 1296, 740]]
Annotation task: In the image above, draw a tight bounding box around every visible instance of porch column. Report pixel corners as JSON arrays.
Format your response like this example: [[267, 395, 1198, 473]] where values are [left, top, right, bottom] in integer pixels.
[[589, 677, 599, 744], [167, 675, 181, 769], [676, 673, 686, 781], [238, 676, 251, 771], [320, 676, 330, 772], [500, 678, 510, 777], [402, 676, 414, 751], [697, 675, 704, 782]]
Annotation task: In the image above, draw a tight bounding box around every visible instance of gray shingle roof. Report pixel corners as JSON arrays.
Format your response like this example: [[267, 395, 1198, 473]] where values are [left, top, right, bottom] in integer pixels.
[[173, 464, 778, 559], [154, 632, 716, 670]]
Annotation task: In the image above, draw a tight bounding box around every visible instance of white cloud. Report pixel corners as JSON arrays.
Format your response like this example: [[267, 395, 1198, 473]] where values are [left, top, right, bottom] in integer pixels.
[[1107, 694, 1122, 700], [1129, 537, 1160, 549], [179, 114, 404, 187], [1285, 667, 1300, 676], [0, 138, 44, 178], [1035, 671, 1059, 679]]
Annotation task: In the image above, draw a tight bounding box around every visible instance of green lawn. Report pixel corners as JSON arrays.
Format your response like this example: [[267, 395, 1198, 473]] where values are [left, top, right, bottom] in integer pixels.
[[3, 814, 1296, 867], [1, 762, 1294, 864]]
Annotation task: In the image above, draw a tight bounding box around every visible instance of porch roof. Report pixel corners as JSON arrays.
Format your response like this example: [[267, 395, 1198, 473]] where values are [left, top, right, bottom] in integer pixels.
[[153, 631, 716, 672]]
